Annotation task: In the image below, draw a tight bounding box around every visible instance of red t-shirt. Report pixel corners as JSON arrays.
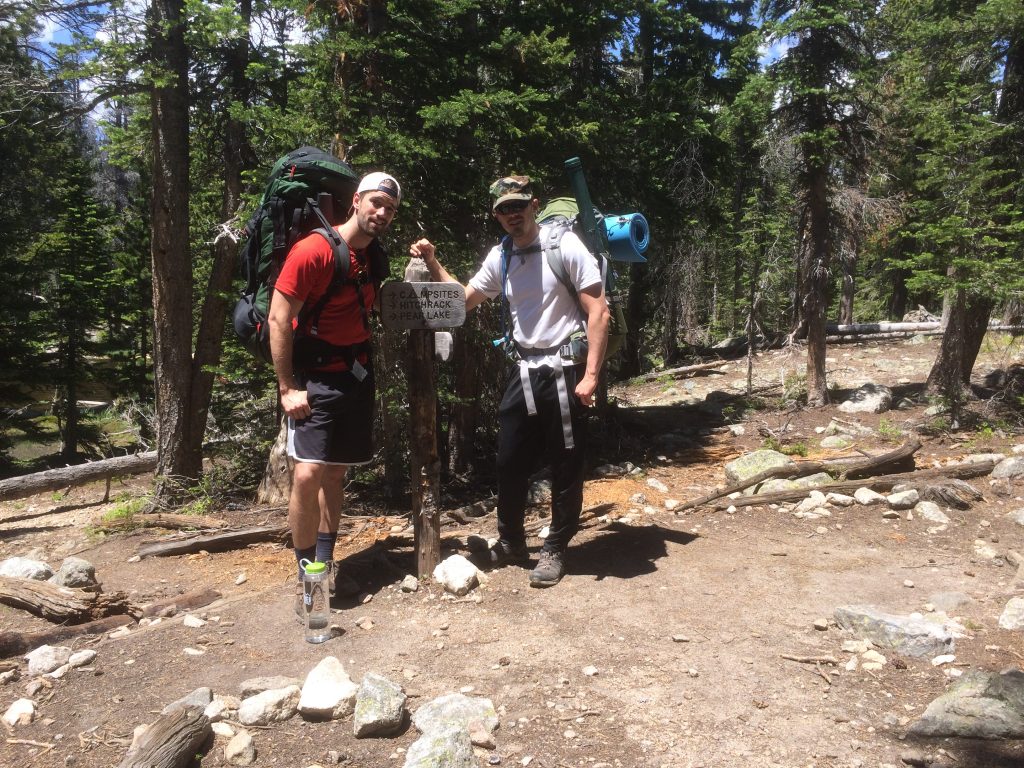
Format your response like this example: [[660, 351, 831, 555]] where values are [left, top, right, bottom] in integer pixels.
[[274, 229, 377, 350]]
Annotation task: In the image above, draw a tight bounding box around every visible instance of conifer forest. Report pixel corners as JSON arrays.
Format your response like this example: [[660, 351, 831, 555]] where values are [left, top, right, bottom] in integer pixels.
[[1, 0, 1021, 502]]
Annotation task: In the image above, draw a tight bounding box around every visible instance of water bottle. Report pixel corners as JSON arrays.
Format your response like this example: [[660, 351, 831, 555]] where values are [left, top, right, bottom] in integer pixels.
[[300, 559, 331, 644]]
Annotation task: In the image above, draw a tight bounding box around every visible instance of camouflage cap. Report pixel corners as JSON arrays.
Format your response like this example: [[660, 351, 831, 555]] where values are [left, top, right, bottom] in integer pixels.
[[489, 175, 534, 210]]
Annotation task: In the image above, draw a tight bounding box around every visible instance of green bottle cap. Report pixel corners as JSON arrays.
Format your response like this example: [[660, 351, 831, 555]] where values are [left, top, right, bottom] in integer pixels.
[[304, 561, 327, 575]]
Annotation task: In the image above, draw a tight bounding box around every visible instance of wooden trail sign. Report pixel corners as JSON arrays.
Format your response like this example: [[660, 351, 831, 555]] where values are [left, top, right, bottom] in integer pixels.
[[389, 262, 467, 577], [380, 282, 466, 330]]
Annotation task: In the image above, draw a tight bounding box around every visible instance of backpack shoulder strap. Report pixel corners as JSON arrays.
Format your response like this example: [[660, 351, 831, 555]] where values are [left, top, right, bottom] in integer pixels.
[[296, 224, 351, 337], [540, 221, 578, 301]]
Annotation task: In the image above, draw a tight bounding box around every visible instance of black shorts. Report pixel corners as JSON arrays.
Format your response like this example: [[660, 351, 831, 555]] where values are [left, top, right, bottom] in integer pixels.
[[287, 367, 376, 465]]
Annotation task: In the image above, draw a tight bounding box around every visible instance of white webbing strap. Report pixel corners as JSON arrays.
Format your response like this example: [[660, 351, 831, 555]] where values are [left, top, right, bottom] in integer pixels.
[[552, 357, 575, 450], [519, 360, 537, 416]]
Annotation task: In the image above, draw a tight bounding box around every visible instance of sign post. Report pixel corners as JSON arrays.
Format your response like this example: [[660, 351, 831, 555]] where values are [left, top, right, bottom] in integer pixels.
[[380, 263, 466, 578]]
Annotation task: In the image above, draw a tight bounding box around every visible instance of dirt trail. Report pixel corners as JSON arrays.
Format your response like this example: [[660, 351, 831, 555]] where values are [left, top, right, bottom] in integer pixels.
[[2, 336, 1024, 768]]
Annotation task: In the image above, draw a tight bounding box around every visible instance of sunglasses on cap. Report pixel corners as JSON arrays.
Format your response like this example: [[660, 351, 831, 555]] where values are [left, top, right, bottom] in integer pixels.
[[494, 200, 530, 215]]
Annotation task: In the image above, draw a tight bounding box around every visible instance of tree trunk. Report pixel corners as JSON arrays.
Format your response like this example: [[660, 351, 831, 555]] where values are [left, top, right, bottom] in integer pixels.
[[118, 706, 211, 768], [960, 295, 994, 385], [257, 416, 291, 505], [802, 159, 832, 406], [185, 0, 255, 475], [926, 286, 968, 419], [377, 326, 407, 505], [149, 0, 197, 495]]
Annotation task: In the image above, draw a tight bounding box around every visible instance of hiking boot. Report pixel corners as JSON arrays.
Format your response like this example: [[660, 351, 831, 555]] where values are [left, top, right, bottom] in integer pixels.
[[474, 538, 529, 568], [529, 549, 565, 588]]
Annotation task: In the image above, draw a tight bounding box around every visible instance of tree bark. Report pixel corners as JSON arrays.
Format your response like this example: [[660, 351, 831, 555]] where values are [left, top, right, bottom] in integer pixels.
[[0, 577, 140, 623], [118, 706, 211, 768], [257, 416, 291, 505], [801, 156, 832, 407], [186, 0, 255, 481], [150, 0, 197, 495]]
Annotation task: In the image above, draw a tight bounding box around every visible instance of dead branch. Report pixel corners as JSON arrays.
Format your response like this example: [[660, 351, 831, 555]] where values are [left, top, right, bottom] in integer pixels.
[[781, 654, 839, 665], [679, 439, 920, 511], [635, 359, 730, 382], [99, 513, 227, 532], [710, 460, 995, 510], [136, 524, 290, 559], [141, 588, 222, 618]]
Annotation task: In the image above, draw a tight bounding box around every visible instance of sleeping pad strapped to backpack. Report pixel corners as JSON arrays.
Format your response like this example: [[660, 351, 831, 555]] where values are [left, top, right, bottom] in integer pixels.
[[231, 146, 388, 368]]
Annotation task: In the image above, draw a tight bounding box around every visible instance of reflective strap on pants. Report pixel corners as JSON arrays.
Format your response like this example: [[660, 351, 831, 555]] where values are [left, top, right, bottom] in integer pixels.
[[519, 361, 537, 416], [552, 357, 575, 450]]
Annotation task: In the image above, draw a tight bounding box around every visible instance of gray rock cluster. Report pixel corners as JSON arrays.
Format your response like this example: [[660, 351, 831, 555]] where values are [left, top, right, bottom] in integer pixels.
[[4, 639, 501, 768]]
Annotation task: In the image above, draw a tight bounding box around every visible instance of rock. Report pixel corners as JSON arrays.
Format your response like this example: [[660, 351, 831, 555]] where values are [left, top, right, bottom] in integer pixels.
[[725, 450, 793, 483], [0, 557, 53, 581], [932, 654, 956, 666], [928, 592, 973, 613], [821, 435, 853, 450], [401, 575, 420, 593], [646, 478, 669, 494], [838, 384, 893, 414], [68, 649, 97, 668], [25, 645, 72, 676], [813, 618, 829, 631], [163, 687, 213, 715], [299, 657, 359, 720], [795, 491, 828, 515], [854, 488, 887, 505], [205, 695, 241, 722], [914, 501, 950, 524], [974, 540, 999, 559], [1009, 509, 1024, 526], [630, 492, 648, 505], [403, 723, 475, 768], [887, 489, 919, 509], [882, 510, 901, 520], [354, 672, 407, 737], [212, 721, 235, 738], [728, 424, 746, 436], [756, 472, 833, 495], [183, 614, 207, 628], [413, 693, 499, 737], [826, 493, 856, 507], [664, 499, 681, 511], [998, 597, 1024, 630], [433, 554, 480, 597], [225, 729, 256, 766], [238, 685, 301, 726], [582, 665, 599, 676], [909, 669, 1024, 738], [834, 605, 955, 657], [48, 557, 97, 588], [2, 698, 35, 727], [239, 676, 301, 698], [992, 457, 1024, 479], [594, 464, 628, 478]]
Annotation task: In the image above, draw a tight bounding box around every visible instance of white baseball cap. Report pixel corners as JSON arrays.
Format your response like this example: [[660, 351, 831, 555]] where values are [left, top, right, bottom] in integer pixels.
[[356, 172, 401, 203]]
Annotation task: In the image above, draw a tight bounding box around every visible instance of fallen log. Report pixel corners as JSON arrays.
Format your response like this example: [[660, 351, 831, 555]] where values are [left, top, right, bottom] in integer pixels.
[[98, 513, 226, 532], [0, 451, 158, 502], [708, 459, 995, 510], [118, 705, 211, 768], [0, 614, 134, 658], [0, 576, 141, 623], [136, 524, 290, 559], [826, 321, 941, 334], [678, 439, 921, 512], [636, 359, 729, 383], [141, 588, 222, 618]]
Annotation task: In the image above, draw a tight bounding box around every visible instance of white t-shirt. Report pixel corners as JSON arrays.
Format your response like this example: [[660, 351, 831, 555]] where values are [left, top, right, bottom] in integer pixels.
[[469, 225, 601, 365]]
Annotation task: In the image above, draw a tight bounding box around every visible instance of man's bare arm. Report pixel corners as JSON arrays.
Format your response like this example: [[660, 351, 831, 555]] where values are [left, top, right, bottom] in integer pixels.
[[268, 290, 310, 419], [574, 285, 611, 403], [410, 238, 488, 311]]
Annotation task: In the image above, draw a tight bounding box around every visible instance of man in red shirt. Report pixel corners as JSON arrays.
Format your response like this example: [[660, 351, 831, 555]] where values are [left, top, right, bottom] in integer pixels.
[[268, 172, 400, 602]]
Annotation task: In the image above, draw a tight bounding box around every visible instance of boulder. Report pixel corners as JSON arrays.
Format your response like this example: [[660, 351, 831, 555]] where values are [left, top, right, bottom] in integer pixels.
[[354, 672, 407, 737], [834, 605, 955, 657], [837, 384, 893, 414], [909, 669, 1024, 739], [724, 450, 793, 483]]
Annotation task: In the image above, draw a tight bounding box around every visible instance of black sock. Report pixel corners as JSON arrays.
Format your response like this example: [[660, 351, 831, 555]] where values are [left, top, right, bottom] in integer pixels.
[[295, 545, 316, 581], [315, 531, 337, 564]]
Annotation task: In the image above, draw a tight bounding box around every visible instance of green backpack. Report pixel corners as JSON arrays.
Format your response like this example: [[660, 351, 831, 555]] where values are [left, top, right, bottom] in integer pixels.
[[232, 147, 386, 365]]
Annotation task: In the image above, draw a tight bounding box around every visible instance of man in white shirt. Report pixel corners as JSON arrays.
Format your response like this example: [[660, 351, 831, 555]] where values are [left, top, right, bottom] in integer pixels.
[[411, 175, 610, 587]]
